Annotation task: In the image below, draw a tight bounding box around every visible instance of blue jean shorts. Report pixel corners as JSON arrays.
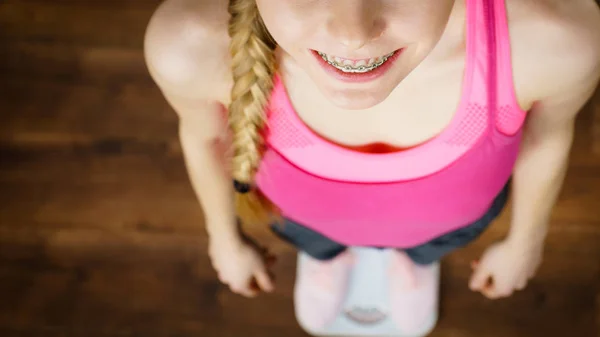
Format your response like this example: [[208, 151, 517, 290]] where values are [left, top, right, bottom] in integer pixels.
[[271, 181, 510, 265]]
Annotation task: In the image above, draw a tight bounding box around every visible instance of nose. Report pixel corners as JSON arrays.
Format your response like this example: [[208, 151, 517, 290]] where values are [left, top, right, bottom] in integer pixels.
[[326, 0, 385, 50]]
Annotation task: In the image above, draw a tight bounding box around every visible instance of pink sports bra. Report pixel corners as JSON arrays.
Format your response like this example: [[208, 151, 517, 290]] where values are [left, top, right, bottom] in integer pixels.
[[255, 0, 527, 247]]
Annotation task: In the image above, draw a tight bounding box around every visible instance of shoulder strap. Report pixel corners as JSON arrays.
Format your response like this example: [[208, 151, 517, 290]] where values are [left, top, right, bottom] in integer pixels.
[[489, 0, 527, 135]]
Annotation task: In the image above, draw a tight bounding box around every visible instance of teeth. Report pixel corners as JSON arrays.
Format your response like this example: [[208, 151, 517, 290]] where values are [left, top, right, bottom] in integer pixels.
[[317, 51, 396, 73]]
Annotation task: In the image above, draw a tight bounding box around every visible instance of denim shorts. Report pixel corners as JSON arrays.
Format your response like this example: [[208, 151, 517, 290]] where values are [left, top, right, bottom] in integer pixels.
[[271, 181, 510, 265]]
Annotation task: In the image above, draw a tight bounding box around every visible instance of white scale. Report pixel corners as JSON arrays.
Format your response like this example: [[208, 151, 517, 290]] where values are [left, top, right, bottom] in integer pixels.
[[295, 247, 440, 337]]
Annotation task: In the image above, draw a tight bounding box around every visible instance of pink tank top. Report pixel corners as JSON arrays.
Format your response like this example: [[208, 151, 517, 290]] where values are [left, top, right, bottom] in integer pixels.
[[255, 0, 527, 247]]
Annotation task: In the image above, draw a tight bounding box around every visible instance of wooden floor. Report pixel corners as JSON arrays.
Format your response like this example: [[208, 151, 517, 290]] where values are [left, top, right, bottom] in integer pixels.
[[0, 1, 599, 336]]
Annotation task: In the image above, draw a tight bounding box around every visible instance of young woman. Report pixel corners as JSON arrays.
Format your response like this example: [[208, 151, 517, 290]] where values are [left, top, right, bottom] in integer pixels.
[[144, 0, 600, 331]]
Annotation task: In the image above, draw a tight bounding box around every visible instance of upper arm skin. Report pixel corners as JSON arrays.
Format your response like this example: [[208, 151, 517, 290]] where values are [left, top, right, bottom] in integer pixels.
[[517, 1, 600, 145], [144, 0, 232, 143]]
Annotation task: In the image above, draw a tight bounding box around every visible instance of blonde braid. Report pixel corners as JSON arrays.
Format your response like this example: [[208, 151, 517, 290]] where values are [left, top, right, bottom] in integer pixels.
[[228, 0, 278, 226]]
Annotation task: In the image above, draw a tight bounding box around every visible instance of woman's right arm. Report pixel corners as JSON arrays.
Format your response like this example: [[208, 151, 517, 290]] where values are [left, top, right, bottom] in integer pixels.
[[144, 0, 239, 244], [143, 0, 274, 296]]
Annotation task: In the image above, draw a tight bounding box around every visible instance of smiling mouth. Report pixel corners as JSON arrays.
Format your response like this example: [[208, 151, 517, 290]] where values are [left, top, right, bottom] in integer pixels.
[[315, 50, 397, 73]]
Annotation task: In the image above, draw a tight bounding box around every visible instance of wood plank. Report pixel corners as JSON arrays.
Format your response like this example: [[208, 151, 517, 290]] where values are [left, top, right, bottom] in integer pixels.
[[0, 1, 160, 48], [0, 78, 178, 143], [0, 41, 151, 83]]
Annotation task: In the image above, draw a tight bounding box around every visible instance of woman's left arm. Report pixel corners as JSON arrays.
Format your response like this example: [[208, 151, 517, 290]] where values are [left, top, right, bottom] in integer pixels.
[[470, 79, 599, 300], [469, 10, 600, 298], [508, 80, 599, 247]]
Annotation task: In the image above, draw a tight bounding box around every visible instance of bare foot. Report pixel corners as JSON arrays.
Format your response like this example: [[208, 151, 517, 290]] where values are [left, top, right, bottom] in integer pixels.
[[388, 251, 440, 335], [294, 251, 355, 331]]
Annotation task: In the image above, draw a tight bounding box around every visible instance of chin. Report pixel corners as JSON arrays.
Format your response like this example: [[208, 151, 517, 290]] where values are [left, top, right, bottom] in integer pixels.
[[318, 84, 394, 110]]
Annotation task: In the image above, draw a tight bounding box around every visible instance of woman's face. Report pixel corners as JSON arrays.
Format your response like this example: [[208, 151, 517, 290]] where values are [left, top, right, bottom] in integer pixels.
[[256, 0, 456, 109]]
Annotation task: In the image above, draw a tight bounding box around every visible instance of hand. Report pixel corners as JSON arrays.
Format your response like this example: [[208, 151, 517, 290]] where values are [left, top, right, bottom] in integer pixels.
[[208, 235, 276, 298], [469, 238, 543, 299]]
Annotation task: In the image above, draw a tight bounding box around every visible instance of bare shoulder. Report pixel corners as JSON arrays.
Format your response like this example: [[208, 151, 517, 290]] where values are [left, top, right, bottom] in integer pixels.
[[507, 0, 600, 108], [144, 0, 232, 103]]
